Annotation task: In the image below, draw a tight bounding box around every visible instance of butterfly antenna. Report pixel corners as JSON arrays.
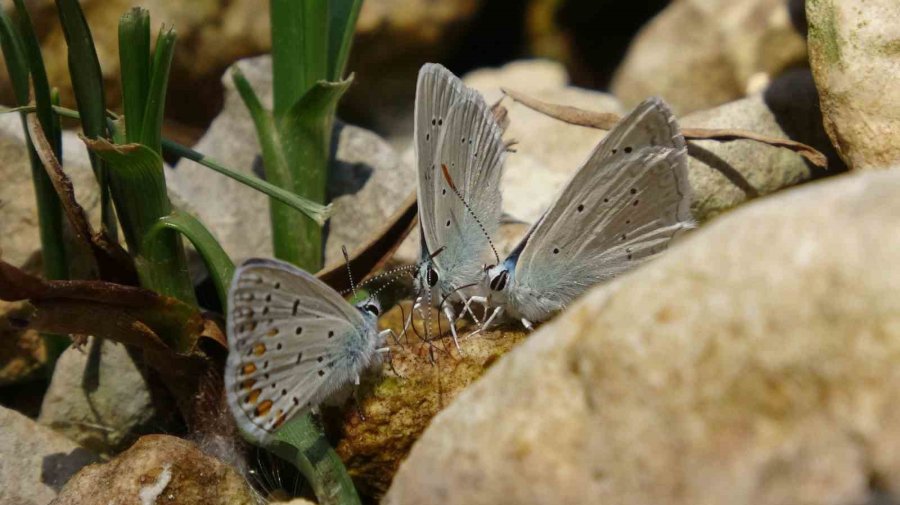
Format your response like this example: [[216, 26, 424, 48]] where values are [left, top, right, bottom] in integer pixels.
[[440, 164, 501, 265], [341, 245, 358, 299]]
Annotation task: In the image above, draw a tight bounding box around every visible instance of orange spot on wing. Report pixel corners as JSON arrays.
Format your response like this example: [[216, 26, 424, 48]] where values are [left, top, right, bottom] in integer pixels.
[[246, 388, 261, 404], [273, 410, 287, 429], [253, 343, 266, 356], [241, 378, 256, 389], [242, 363, 257, 375], [266, 328, 279, 337], [255, 400, 273, 417]]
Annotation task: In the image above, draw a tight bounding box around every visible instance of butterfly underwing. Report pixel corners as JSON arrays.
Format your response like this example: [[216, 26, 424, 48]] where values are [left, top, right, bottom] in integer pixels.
[[412, 63, 507, 346], [477, 97, 694, 329], [225, 258, 389, 444]]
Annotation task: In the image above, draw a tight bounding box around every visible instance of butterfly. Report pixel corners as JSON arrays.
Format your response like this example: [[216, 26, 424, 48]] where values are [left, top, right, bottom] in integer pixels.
[[225, 258, 393, 444], [471, 97, 694, 330], [411, 63, 508, 349]]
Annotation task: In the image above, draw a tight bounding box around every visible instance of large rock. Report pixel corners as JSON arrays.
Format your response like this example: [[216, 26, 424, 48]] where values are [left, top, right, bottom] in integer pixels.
[[682, 68, 841, 221], [52, 434, 256, 505], [0, 113, 98, 269], [807, 0, 900, 170], [166, 55, 416, 266], [0, 405, 98, 505], [38, 337, 163, 455], [385, 167, 900, 505], [612, 0, 808, 115]]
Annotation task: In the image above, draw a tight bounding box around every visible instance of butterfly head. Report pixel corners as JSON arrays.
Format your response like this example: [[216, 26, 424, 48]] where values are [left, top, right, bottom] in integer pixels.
[[485, 264, 510, 292], [356, 298, 382, 319], [413, 261, 440, 293]]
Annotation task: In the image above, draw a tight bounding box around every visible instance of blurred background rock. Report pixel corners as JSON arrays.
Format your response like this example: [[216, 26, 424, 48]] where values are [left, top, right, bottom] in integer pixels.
[[0, 0, 809, 148]]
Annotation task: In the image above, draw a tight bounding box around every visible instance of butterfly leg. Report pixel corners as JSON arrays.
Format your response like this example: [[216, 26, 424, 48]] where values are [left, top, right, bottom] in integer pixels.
[[521, 318, 534, 331], [472, 306, 503, 336], [378, 328, 400, 345], [352, 385, 366, 422], [377, 346, 405, 378], [469, 295, 491, 320], [442, 305, 463, 354], [457, 292, 482, 325]]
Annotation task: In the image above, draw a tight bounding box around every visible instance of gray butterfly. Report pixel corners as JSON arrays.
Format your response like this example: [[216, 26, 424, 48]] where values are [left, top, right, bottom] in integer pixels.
[[225, 258, 392, 444], [411, 63, 507, 348], [473, 97, 694, 330]]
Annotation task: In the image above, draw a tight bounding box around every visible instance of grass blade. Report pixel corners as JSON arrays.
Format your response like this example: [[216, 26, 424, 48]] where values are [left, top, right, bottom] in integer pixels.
[[144, 210, 235, 311], [269, 414, 361, 505], [140, 24, 176, 155], [85, 138, 198, 319], [272, 77, 352, 269], [162, 138, 332, 225], [327, 0, 363, 81], [8, 0, 69, 283], [118, 7, 150, 143], [270, 0, 328, 118], [55, 0, 117, 236]]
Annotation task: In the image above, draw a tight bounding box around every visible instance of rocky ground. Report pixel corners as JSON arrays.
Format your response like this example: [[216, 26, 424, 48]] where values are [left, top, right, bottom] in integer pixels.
[[3, 0, 900, 504]]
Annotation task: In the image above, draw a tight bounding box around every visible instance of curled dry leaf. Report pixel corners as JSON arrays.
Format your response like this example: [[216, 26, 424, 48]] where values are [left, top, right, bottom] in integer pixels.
[[0, 259, 225, 427], [317, 191, 418, 292], [501, 88, 828, 169], [25, 113, 136, 284]]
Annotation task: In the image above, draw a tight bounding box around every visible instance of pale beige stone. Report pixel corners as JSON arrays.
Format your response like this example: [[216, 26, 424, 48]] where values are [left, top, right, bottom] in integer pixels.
[[807, 0, 900, 170], [385, 168, 900, 505], [612, 0, 807, 115]]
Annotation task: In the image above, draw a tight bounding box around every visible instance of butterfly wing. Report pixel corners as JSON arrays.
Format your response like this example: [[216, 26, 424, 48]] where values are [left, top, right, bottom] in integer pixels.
[[508, 98, 692, 321], [415, 63, 474, 261], [225, 258, 377, 444], [429, 95, 506, 295]]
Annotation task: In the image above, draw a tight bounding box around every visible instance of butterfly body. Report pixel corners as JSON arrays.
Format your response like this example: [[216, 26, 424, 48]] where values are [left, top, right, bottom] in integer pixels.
[[477, 98, 694, 329], [225, 258, 388, 445]]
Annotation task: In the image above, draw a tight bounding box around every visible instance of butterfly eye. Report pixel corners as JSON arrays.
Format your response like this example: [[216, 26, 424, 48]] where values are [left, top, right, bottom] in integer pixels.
[[426, 267, 439, 287], [364, 304, 380, 316], [489, 270, 509, 292]]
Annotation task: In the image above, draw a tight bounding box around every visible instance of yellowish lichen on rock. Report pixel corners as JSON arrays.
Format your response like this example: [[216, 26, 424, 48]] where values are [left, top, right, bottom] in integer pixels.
[[329, 303, 528, 499]]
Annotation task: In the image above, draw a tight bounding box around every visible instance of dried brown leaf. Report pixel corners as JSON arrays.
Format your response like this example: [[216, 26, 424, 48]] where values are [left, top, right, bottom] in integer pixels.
[[501, 88, 828, 169], [317, 191, 418, 292], [26, 114, 136, 283]]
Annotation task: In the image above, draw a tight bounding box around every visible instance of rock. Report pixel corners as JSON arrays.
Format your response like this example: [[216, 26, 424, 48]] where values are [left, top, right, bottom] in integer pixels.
[[328, 304, 528, 499], [0, 113, 99, 269], [38, 337, 163, 455], [52, 434, 256, 505], [0, 299, 45, 385], [166, 55, 416, 266], [807, 0, 900, 170], [682, 68, 842, 221], [385, 168, 900, 505], [611, 0, 808, 115], [0, 405, 98, 505]]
